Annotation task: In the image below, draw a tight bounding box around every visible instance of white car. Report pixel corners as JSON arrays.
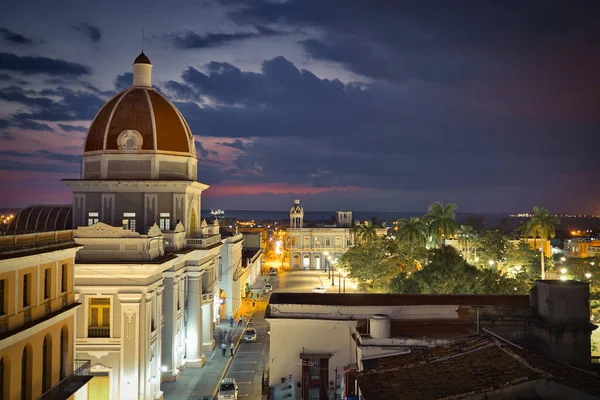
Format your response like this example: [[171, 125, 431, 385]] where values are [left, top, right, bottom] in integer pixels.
[[264, 283, 273, 292], [218, 378, 239, 399], [242, 328, 257, 343], [312, 286, 327, 294]]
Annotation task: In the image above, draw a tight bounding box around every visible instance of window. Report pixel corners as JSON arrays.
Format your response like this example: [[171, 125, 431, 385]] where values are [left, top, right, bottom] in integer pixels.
[[88, 298, 110, 338], [346, 237, 352, 246], [159, 213, 171, 231], [325, 237, 331, 247], [122, 212, 136, 232], [61, 264, 67, 293], [0, 280, 4, 315], [22, 274, 30, 308], [42, 335, 52, 393], [314, 238, 320, 247], [44, 269, 51, 299], [0, 357, 3, 400], [87, 212, 99, 226]]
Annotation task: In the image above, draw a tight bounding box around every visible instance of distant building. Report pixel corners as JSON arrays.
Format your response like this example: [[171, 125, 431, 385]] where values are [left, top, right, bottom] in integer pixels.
[[266, 281, 598, 399], [565, 238, 600, 258], [0, 229, 91, 400], [286, 200, 354, 270]]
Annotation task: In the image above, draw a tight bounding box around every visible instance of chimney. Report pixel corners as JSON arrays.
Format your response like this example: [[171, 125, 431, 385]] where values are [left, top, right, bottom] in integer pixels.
[[528, 280, 596, 364]]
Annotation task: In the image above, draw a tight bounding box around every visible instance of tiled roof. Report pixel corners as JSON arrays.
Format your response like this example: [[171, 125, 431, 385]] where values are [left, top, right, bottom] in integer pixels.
[[357, 335, 600, 400], [268, 293, 529, 307]]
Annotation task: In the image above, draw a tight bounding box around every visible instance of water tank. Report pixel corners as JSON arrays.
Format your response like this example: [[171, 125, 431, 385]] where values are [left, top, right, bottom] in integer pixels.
[[369, 314, 391, 339]]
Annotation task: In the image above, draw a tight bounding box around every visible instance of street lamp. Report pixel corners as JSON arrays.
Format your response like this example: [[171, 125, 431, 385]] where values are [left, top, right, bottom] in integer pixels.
[[585, 273, 592, 279], [488, 260, 494, 267], [560, 275, 567, 281], [324, 252, 329, 275], [474, 257, 480, 263], [561, 257, 566, 262], [352, 282, 358, 293], [561, 268, 567, 275], [341, 271, 348, 293], [331, 259, 336, 286]]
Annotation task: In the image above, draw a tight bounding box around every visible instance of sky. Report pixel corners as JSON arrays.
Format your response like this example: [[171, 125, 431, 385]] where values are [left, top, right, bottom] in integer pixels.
[[0, 0, 599, 213]]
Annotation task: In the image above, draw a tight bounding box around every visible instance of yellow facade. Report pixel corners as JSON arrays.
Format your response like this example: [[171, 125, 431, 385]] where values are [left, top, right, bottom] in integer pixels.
[[0, 240, 80, 400]]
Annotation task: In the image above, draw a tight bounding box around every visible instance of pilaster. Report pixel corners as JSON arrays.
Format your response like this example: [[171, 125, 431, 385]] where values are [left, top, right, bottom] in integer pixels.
[[118, 293, 142, 399], [185, 271, 205, 367]]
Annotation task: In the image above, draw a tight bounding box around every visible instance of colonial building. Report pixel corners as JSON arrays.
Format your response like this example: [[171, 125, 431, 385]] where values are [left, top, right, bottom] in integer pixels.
[[286, 200, 353, 270], [0, 226, 90, 400], [3, 52, 243, 400], [266, 281, 599, 399]]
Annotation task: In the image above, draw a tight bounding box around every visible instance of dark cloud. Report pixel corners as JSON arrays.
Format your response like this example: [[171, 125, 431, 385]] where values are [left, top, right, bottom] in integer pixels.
[[0, 119, 10, 129], [58, 124, 87, 133], [10, 119, 53, 131], [169, 25, 287, 49], [0, 150, 80, 173], [0, 27, 34, 45], [114, 72, 132, 91], [194, 141, 218, 158], [71, 23, 102, 43], [0, 85, 106, 121], [0, 52, 90, 76], [217, 139, 247, 151]]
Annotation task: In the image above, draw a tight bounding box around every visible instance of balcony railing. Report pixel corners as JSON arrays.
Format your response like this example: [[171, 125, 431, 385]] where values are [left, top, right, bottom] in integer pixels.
[[39, 359, 92, 400], [186, 234, 222, 249], [88, 326, 110, 338]]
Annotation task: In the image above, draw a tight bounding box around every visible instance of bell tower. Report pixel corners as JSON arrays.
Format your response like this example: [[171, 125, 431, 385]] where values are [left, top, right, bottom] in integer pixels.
[[289, 199, 304, 228]]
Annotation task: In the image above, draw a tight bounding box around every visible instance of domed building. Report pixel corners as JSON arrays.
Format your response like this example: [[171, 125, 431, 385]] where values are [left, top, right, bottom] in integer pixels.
[[64, 52, 204, 235]]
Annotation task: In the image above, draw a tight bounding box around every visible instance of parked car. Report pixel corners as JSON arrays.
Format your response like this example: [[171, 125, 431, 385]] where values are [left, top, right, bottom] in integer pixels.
[[218, 378, 239, 399], [242, 328, 257, 342], [264, 283, 273, 292], [312, 286, 327, 294]]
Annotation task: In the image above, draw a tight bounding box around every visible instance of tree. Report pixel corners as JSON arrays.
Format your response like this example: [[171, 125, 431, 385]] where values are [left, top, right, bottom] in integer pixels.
[[351, 220, 377, 243], [394, 218, 428, 273], [389, 246, 527, 294], [526, 207, 560, 279], [479, 231, 510, 267], [423, 202, 458, 246], [339, 236, 398, 293], [458, 225, 475, 260]]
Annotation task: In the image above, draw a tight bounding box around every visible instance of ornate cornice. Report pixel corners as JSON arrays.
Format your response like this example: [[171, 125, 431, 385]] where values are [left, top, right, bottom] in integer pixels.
[[75, 222, 140, 238]]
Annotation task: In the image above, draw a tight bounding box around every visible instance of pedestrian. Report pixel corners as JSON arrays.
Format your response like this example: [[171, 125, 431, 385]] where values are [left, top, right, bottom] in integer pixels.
[[221, 343, 227, 357], [230, 342, 234, 356], [252, 301, 256, 309], [229, 316, 234, 327], [238, 316, 243, 326]]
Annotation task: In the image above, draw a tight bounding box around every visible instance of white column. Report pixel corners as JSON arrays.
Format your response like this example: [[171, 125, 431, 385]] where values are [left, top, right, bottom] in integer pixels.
[[186, 271, 204, 367], [118, 293, 142, 400], [160, 272, 179, 381], [202, 301, 214, 351]]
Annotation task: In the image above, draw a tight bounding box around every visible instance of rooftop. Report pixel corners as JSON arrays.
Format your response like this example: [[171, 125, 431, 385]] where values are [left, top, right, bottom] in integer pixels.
[[357, 334, 600, 400], [268, 292, 530, 307]]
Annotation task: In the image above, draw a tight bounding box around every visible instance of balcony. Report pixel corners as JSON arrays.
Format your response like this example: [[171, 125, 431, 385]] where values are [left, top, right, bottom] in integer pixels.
[[187, 234, 222, 249], [39, 359, 93, 400], [88, 326, 110, 338]]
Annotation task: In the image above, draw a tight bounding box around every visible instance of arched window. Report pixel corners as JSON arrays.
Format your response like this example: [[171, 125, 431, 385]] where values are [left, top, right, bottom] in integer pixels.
[[42, 334, 52, 393], [60, 326, 68, 380], [325, 237, 331, 247], [21, 346, 31, 400]]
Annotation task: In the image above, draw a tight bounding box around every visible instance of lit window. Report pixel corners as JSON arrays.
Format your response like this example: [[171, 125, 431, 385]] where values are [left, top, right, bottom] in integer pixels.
[[325, 237, 331, 247], [123, 212, 136, 232], [89, 298, 110, 338], [159, 213, 171, 231], [87, 212, 99, 226]]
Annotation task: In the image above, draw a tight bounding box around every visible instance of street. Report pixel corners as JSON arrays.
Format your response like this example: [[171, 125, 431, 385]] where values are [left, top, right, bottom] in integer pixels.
[[222, 270, 354, 399]]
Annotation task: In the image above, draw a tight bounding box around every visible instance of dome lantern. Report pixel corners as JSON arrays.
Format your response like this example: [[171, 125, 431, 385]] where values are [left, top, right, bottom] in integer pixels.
[[133, 52, 152, 87]]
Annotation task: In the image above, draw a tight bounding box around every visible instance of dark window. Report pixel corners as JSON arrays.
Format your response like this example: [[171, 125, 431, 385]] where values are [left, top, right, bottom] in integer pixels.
[[0, 357, 4, 400], [42, 336, 51, 393], [61, 264, 67, 293], [87, 212, 99, 226], [159, 213, 171, 231], [21, 347, 30, 400], [0, 280, 4, 315], [22, 274, 29, 308], [44, 269, 50, 299]]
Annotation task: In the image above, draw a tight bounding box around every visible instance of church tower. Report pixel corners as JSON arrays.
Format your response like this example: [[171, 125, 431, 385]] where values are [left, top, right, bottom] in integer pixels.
[[290, 199, 304, 228]]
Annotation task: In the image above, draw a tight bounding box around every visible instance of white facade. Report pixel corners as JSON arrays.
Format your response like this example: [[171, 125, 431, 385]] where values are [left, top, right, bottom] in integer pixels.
[[218, 233, 244, 320], [68, 53, 241, 400], [286, 200, 353, 270]]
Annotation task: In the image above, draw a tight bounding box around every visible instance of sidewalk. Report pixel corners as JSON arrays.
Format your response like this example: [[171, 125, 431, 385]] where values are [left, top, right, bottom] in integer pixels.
[[161, 299, 262, 399]]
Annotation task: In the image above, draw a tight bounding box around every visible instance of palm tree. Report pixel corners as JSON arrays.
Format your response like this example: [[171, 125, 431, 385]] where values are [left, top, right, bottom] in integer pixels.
[[458, 225, 475, 259], [396, 217, 427, 248], [351, 220, 377, 243], [423, 202, 459, 246], [526, 206, 560, 280]]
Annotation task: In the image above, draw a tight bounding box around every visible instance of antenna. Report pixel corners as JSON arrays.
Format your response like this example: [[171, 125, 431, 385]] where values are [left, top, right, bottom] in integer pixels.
[[142, 28, 144, 52]]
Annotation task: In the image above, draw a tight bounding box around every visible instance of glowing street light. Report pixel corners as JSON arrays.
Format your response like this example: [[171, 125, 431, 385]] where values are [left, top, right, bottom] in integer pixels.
[[585, 273, 592, 279], [560, 257, 566, 262], [560, 275, 567, 281], [561, 268, 567, 275], [514, 265, 522, 272], [474, 257, 480, 263], [352, 282, 358, 293], [488, 260, 494, 266]]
